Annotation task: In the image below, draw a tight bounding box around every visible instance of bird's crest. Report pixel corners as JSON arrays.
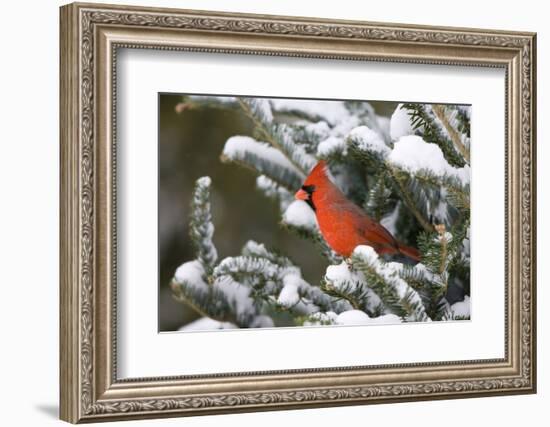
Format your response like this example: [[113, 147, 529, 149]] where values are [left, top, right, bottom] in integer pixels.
[[304, 160, 329, 185]]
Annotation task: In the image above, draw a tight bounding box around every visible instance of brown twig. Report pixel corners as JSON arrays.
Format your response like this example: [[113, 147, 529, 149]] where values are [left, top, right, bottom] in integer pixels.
[[388, 166, 434, 233], [432, 105, 470, 164]]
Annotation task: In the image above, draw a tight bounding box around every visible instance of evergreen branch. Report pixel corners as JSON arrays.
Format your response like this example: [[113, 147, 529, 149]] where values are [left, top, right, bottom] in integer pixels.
[[170, 278, 232, 323], [271, 107, 326, 123], [212, 276, 261, 326], [391, 165, 469, 224], [347, 130, 390, 172], [363, 172, 394, 221], [256, 175, 294, 212], [432, 105, 470, 163], [241, 240, 295, 267], [291, 121, 331, 154], [417, 220, 469, 307], [435, 224, 448, 275], [343, 100, 378, 127], [276, 124, 318, 172], [213, 255, 287, 283], [189, 177, 218, 273], [214, 251, 346, 315], [348, 133, 435, 232], [388, 165, 435, 233], [401, 103, 466, 168], [403, 167, 469, 201], [221, 136, 304, 191], [447, 314, 471, 321], [320, 279, 371, 313], [238, 98, 316, 174], [268, 101, 340, 124], [284, 275, 348, 314], [398, 265, 447, 320], [170, 260, 262, 327], [351, 247, 430, 322], [317, 136, 348, 161], [298, 312, 338, 326], [445, 185, 470, 215], [237, 97, 274, 127], [455, 107, 471, 140]]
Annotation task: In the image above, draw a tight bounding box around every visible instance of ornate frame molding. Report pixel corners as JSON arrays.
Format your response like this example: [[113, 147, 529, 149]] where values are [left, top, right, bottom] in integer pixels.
[[60, 2, 536, 423]]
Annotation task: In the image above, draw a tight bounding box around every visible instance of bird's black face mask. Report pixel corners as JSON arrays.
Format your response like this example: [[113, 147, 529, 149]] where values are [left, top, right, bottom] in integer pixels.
[[296, 184, 316, 211]]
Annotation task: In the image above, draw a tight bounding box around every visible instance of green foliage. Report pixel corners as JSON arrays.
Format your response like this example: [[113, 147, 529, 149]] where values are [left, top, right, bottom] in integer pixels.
[[455, 107, 471, 140], [351, 250, 429, 322], [398, 265, 447, 320], [238, 98, 317, 174], [189, 177, 218, 273], [363, 173, 394, 221], [401, 103, 466, 168], [320, 278, 372, 313]]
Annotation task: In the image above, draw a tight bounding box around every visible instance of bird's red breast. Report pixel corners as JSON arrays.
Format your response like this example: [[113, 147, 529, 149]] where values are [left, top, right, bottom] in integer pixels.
[[295, 161, 420, 261]]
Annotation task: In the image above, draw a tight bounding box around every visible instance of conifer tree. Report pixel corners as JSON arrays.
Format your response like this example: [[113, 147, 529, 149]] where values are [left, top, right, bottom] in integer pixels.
[[171, 96, 471, 329]]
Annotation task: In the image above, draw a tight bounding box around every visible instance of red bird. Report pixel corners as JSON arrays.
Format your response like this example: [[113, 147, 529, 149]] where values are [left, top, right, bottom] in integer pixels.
[[294, 160, 421, 262]]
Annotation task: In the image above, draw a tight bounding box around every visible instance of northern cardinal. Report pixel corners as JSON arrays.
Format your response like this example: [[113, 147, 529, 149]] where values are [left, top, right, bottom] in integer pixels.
[[294, 160, 421, 262]]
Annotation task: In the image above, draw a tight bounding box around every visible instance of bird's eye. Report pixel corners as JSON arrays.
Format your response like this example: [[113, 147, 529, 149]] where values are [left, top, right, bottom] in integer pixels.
[[301, 185, 316, 194]]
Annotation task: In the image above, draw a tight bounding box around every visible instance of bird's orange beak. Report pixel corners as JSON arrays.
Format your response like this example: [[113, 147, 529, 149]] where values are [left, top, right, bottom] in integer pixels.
[[295, 188, 309, 201]]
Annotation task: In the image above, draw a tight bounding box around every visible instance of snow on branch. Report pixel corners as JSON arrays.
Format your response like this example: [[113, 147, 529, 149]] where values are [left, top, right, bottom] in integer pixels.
[[363, 174, 394, 222], [213, 252, 347, 317], [303, 309, 401, 327], [390, 103, 416, 141], [213, 255, 292, 284], [398, 263, 448, 320], [221, 135, 305, 190], [171, 260, 233, 323], [323, 261, 383, 315], [270, 98, 351, 126], [294, 121, 331, 145], [431, 104, 470, 163], [388, 136, 470, 186], [400, 103, 467, 168], [282, 200, 318, 231], [238, 98, 317, 174], [346, 125, 391, 172], [275, 124, 318, 173], [211, 276, 261, 326], [347, 130, 469, 231], [450, 295, 470, 319], [189, 177, 218, 272], [418, 222, 470, 289], [179, 317, 237, 331], [348, 126, 391, 160], [350, 246, 430, 322], [239, 240, 348, 313], [281, 200, 342, 264], [241, 240, 294, 266], [240, 97, 274, 124], [317, 136, 348, 159]]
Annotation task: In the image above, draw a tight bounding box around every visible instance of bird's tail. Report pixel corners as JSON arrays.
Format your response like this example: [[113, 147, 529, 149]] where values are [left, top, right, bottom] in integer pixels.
[[397, 242, 421, 262]]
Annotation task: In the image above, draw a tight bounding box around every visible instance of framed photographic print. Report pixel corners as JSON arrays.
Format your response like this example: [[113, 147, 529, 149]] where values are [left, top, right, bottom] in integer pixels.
[[59, 2, 537, 423]]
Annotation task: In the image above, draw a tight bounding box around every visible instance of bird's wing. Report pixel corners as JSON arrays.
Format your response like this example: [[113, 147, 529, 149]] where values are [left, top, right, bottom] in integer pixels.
[[328, 194, 399, 251], [353, 208, 398, 249]]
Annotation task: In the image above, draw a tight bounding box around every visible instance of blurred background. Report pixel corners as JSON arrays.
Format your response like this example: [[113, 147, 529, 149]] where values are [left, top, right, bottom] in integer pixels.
[[158, 94, 397, 331]]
